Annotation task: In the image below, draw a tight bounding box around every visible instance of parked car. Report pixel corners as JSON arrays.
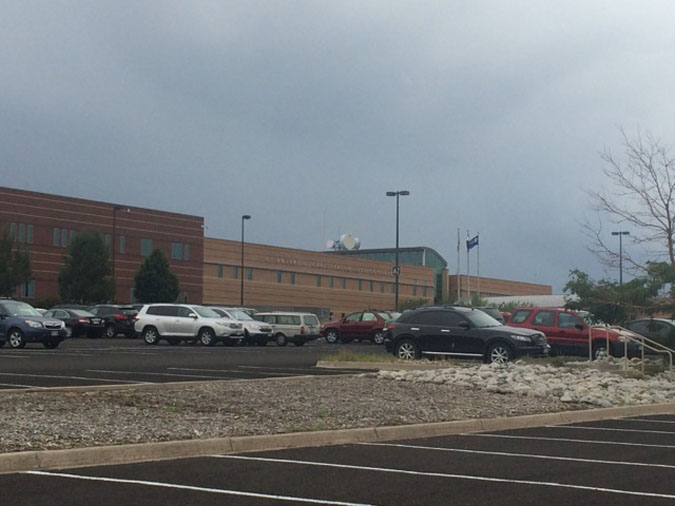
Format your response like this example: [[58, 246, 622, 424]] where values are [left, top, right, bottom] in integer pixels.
[[626, 318, 675, 350], [321, 310, 393, 344], [89, 304, 138, 338], [0, 299, 67, 349], [135, 304, 244, 346], [253, 312, 321, 346], [209, 307, 272, 345], [508, 307, 642, 359], [384, 306, 549, 364], [42, 308, 104, 338]]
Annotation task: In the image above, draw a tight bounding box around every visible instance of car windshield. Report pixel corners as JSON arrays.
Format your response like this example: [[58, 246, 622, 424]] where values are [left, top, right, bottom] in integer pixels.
[[230, 310, 253, 321], [192, 306, 220, 318], [466, 310, 502, 328], [2, 301, 42, 317]]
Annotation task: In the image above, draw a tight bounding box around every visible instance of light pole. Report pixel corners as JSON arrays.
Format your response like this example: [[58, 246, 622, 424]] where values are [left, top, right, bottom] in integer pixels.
[[240, 215, 251, 306], [112, 206, 129, 301], [386, 190, 410, 311], [611, 231, 630, 285]]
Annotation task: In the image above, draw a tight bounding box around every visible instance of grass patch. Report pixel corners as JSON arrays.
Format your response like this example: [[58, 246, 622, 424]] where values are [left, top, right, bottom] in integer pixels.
[[321, 349, 398, 363]]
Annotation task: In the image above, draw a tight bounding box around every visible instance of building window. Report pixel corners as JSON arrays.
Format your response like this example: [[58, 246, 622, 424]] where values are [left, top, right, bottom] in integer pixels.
[[217, 265, 223, 278], [27, 225, 33, 244], [413, 285, 417, 296], [172, 242, 182, 259], [329, 276, 334, 288], [358, 279, 362, 291], [105, 234, 112, 248], [316, 275, 321, 287], [10, 222, 16, 240], [341, 278, 346, 289], [233, 266, 239, 279], [369, 280, 374, 292], [61, 228, 68, 248], [18, 223, 25, 242], [290, 272, 296, 284], [70, 230, 76, 244], [276, 271, 282, 283], [53, 228, 60, 246], [380, 283, 385, 293], [130, 288, 136, 303], [119, 236, 126, 254], [141, 238, 153, 256], [19, 280, 35, 298], [184, 244, 190, 261], [247, 268, 253, 280]]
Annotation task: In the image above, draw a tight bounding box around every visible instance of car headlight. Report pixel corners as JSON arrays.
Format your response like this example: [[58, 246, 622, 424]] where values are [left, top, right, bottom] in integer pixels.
[[509, 334, 532, 342], [25, 320, 43, 328]]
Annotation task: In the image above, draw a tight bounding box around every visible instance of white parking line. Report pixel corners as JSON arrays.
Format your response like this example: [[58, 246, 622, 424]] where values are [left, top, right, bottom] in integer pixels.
[[86, 369, 232, 380], [548, 425, 675, 435], [215, 455, 675, 500], [0, 354, 30, 359], [360, 442, 675, 470], [625, 418, 675, 424], [0, 382, 47, 389], [167, 367, 296, 376], [23, 471, 377, 506], [0, 372, 148, 384], [463, 433, 675, 449]]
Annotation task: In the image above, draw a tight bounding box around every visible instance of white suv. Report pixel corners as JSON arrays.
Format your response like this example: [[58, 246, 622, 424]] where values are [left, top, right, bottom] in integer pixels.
[[135, 304, 244, 346], [209, 307, 272, 346], [253, 312, 321, 346]]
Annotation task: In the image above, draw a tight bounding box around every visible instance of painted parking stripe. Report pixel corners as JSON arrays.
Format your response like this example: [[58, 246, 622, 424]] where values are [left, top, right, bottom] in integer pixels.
[[548, 424, 675, 435], [0, 382, 47, 389], [167, 367, 297, 376], [625, 418, 675, 424], [359, 442, 675, 470], [0, 372, 147, 384], [215, 455, 675, 500], [464, 433, 675, 449], [87, 369, 233, 379], [23, 471, 377, 506]]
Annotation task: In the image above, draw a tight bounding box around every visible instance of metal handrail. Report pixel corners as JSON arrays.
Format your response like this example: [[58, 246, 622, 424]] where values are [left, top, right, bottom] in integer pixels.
[[599, 325, 674, 373]]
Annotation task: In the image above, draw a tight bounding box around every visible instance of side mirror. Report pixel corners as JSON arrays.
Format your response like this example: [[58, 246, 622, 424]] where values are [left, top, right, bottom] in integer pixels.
[[459, 321, 470, 330], [188, 313, 198, 319]]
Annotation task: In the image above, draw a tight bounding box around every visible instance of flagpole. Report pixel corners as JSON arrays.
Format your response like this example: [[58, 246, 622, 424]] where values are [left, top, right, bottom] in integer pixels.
[[466, 229, 470, 302], [477, 232, 480, 298], [456, 228, 460, 302]]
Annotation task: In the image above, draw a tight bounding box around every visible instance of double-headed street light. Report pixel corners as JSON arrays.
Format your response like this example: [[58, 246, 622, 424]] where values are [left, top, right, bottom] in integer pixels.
[[240, 215, 251, 306], [611, 230, 630, 286], [386, 190, 410, 311]]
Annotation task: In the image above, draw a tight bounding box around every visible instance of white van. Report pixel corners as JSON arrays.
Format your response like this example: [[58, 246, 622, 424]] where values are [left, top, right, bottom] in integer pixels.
[[253, 312, 321, 346]]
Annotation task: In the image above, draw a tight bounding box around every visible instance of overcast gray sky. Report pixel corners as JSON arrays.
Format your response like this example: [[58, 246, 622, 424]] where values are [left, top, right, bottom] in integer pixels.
[[3, 1, 675, 292]]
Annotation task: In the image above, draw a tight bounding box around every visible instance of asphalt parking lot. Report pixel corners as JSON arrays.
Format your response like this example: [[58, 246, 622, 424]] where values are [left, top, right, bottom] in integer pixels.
[[0, 338, 380, 389], [2, 415, 674, 505]]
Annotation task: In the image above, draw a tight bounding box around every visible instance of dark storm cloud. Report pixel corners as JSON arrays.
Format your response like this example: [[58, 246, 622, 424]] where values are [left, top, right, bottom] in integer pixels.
[[3, 1, 675, 291]]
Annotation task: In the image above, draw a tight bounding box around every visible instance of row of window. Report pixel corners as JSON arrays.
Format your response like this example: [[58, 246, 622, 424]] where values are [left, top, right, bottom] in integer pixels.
[[9, 222, 34, 244], [215, 265, 429, 296]]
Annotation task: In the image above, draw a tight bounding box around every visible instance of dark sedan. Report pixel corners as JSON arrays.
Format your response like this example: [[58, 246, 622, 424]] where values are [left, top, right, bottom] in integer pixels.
[[43, 308, 105, 338], [384, 306, 550, 364]]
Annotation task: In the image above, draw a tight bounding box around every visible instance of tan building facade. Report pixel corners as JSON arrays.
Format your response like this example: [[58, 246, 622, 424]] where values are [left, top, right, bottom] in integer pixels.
[[203, 238, 435, 318], [448, 274, 552, 300]]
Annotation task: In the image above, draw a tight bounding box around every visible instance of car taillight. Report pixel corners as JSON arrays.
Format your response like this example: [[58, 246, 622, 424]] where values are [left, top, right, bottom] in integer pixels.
[[114, 313, 126, 320], [387, 324, 397, 330], [77, 318, 89, 323], [300, 326, 305, 334]]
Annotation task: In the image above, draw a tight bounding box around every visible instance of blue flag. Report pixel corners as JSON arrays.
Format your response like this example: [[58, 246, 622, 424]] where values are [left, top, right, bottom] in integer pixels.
[[466, 235, 479, 250]]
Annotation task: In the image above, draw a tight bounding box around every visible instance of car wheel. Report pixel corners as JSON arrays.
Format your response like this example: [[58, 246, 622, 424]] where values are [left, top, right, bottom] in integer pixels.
[[486, 342, 513, 365], [275, 333, 288, 347], [395, 339, 420, 360], [104, 324, 116, 338], [325, 329, 339, 344], [64, 325, 73, 338], [143, 327, 160, 345], [372, 330, 385, 345], [43, 338, 61, 349], [593, 343, 608, 360], [8, 328, 26, 349], [199, 328, 216, 346], [167, 337, 181, 346]]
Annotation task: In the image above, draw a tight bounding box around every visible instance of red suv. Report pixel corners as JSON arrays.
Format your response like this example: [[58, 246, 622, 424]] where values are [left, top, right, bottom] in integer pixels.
[[508, 307, 641, 359], [321, 310, 392, 344]]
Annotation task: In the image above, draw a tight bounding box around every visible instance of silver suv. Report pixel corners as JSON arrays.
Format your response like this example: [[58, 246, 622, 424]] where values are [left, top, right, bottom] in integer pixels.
[[135, 304, 244, 346], [253, 312, 321, 346], [209, 307, 272, 346]]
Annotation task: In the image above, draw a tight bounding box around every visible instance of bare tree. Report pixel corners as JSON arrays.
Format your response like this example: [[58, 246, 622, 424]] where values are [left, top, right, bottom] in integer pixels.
[[585, 129, 675, 272]]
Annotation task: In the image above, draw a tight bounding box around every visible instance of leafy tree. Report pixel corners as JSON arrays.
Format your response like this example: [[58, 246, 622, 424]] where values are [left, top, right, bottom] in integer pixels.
[[58, 231, 113, 304], [0, 232, 31, 296], [397, 298, 430, 312], [134, 249, 180, 303]]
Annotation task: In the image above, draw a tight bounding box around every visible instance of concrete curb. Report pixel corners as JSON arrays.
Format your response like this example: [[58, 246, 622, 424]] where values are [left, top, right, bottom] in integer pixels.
[[315, 360, 448, 370], [2, 401, 674, 475]]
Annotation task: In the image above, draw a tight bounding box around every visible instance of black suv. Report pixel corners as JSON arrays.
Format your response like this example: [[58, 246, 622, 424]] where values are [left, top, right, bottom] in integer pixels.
[[384, 306, 550, 364], [89, 304, 138, 338]]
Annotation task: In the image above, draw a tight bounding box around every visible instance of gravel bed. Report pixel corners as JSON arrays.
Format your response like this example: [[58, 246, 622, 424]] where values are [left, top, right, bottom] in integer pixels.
[[1, 372, 581, 453]]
